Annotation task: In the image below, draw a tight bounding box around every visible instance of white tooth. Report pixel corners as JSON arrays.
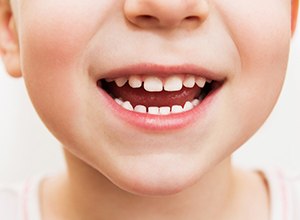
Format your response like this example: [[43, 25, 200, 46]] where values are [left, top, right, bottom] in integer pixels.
[[148, 106, 160, 115], [122, 101, 133, 111], [196, 77, 206, 88], [171, 105, 183, 113], [164, 76, 183, 91], [134, 105, 147, 113], [115, 77, 128, 87], [129, 75, 142, 88], [192, 99, 200, 106], [144, 77, 163, 92], [159, 106, 171, 115], [183, 101, 194, 111], [183, 75, 195, 88], [105, 78, 114, 82], [115, 98, 123, 105]]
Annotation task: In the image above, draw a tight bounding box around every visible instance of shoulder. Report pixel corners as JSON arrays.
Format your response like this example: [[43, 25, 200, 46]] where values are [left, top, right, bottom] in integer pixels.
[[263, 168, 300, 200], [0, 182, 23, 220], [261, 168, 300, 220], [0, 176, 45, 220]]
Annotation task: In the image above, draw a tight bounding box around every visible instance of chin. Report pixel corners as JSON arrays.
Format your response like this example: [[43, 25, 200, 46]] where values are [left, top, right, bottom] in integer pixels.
[[104, 154, 203, 196]]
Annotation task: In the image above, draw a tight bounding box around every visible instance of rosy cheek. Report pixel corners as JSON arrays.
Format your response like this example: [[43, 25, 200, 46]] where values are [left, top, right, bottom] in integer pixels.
[[17, 1, 108, 137], [18, 1, 106, 109], [19, 0, 116, 71], [20, 2, 102, 70]]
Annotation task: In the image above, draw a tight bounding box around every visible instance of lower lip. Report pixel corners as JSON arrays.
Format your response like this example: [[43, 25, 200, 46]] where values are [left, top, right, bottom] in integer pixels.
[[97, 86, 221, 131]]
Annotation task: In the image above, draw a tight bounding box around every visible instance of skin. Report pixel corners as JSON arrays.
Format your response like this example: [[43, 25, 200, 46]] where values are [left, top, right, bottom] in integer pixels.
[[0, 0, 298, 219]]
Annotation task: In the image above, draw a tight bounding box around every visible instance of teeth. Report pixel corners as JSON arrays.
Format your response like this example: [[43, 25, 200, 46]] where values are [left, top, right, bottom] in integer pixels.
[[115, 98, 123, 105], [183, 101, 193, 111], [114, 98, 201, 114], [122, 101, 133, 111], [109, 74, 210, 114], [105, 78, 114, 82], [115, 77, 127, 87], [109, 74, 210, 91], [148, 106, 160, 115], [196, 77, 206, 88], [144, 77, 163, 92], [129, 75, 142, 88], [192, 99, 200, 106], [183, 75, 196, 88], [134, 105, 147, 113], [159, 106, 171, 115], [171, 105, 183, 113], [164, 76, 183, 91]]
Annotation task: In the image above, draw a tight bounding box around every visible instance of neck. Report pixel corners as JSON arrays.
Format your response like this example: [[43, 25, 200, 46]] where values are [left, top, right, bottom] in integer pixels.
[[50, 150, 238, 220]]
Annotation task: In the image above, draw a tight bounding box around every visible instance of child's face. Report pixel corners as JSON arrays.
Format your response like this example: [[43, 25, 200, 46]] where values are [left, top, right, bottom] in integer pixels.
[[5, 0, 295, 195]]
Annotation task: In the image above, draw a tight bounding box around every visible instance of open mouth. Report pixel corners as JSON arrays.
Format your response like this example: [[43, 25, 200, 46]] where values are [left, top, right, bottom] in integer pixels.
[[97, 74, 222, 115]]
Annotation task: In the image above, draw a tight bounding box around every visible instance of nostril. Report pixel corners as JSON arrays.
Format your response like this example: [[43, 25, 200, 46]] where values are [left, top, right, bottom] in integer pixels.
[[137, 15, 154, 20], [136, 15, 159, 24], [180, 15, 203, 29], [185, 16, 201, 22]]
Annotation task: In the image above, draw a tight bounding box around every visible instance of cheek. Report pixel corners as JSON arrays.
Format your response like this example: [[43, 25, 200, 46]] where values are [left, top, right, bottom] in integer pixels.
[[216, 0, 291, 63], [216, 0, 290, 64], [232, 1, 290, 112], [210, 0, 291, 149], [19, 1, 109, 66], [17, 1, 112, 141]]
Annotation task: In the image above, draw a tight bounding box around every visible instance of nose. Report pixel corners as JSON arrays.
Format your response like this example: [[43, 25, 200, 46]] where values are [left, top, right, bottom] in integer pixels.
[[124, 0, 209, 30]]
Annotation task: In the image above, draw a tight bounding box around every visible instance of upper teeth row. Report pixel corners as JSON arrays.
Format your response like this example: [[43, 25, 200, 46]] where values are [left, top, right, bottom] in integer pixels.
[[105, 75, 210, 92]]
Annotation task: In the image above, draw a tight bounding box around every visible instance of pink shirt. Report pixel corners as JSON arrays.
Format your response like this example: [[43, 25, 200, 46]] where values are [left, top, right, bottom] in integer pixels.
[[1, 169, 300, 220]]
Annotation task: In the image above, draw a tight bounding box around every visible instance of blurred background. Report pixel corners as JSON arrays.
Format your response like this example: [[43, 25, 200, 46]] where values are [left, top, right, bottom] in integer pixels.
[[0, 27, 300, 185]]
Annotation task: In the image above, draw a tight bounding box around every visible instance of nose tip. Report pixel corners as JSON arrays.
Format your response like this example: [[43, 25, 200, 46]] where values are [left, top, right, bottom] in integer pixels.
[[124, 0, 209, 29]]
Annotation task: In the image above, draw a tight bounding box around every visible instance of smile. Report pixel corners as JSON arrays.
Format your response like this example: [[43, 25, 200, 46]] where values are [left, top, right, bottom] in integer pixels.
[[96, 64, 225, 130]]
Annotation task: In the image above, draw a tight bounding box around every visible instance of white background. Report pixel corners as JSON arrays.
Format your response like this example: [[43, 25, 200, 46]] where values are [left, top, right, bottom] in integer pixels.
[[0, 27, 300, 185]]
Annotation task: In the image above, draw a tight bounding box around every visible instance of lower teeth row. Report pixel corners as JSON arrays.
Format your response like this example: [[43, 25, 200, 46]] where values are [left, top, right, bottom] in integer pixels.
[[114, 98, 201, 115]]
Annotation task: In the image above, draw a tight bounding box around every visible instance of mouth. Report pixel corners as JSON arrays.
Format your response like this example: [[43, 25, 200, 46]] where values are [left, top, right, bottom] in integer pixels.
[[98, 75, 220, 114], [96, 64, 225, 130]]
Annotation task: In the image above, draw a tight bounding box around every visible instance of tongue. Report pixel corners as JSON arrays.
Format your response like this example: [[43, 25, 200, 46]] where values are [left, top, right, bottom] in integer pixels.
[[104, 82, 201, 107]]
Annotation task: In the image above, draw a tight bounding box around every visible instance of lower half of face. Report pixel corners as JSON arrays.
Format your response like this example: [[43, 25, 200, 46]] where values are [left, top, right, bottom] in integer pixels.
[[18, 0, 291, 195]]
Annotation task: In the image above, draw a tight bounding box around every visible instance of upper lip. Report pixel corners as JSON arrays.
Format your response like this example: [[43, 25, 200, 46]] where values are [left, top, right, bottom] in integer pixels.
[[95, 63, 226, 82]]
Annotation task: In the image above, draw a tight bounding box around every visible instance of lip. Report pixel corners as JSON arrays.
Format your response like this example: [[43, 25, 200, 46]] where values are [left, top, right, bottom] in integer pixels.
[[95, 63, 225, 131], [95, 63, 226, 81]]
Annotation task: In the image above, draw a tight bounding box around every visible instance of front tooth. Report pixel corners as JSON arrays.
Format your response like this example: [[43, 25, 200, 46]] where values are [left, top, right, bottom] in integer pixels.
[[164, 76, 183, 91], [148, 106, 160, 115], [196, 77, 206, 88], [122, 101, 133, 111], [129, 75, 142, 88], [115, 77, 128, 87], [144, 77, 163, 92], [159, 106, 171, 115], [134, 105, 147, 113], [171, 105, 183, 113], [183, 101, 194, 111], [183, 75, 195, 88]]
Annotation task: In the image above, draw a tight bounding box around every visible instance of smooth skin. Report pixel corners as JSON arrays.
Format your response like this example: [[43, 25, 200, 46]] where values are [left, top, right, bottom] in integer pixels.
[[0, 0, 298, 219]]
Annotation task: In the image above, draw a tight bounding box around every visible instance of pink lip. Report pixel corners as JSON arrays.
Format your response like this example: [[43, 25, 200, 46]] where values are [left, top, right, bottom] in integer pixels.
[[96, 63, 225, 131], [97, 63, 225, 81]]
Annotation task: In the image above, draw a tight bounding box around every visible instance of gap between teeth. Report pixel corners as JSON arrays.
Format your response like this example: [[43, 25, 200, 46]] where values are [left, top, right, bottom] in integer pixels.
[[107, 74, 209, 92], [115, 98, 201, 115]]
